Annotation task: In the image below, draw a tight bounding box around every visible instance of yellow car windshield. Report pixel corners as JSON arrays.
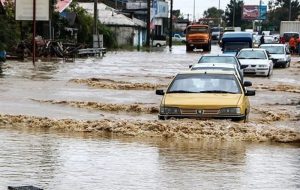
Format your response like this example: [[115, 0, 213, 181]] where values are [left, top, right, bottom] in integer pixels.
[[167, 74, 241, 94]]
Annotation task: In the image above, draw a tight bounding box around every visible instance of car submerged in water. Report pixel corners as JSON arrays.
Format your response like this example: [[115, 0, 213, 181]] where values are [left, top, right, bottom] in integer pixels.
[[189, 63, 243, 82], [259, 44, 291, 68], [237, 48, 274, 77], [156, 70, 255, 121]]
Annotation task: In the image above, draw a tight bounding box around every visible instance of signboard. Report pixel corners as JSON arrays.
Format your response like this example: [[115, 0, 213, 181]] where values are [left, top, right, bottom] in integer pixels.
[[126, 2, 147, 10], [242, 5, 259, 20], [242, 5, 267, 20], [15, 0, 49, 21], [156, 1, 168, 18], [258, 5, 267, 20], [56, 0, 73, 13]]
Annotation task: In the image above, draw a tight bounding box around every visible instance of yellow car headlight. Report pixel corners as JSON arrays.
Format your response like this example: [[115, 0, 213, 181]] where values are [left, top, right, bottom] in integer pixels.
[[160, 107, 181, 115], [219, 108, 241, 115]]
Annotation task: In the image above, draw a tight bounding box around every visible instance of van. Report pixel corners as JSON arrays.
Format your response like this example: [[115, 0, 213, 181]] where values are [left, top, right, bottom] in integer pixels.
[[282, 32, 299, 42], [220, 32, 253, 55]]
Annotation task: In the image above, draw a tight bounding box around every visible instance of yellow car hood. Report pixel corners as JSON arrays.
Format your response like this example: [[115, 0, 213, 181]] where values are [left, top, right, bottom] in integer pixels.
[[163, 93, 242, 109]]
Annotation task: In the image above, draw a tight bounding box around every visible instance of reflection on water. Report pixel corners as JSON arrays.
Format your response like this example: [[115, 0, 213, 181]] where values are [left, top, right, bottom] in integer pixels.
[[0, 128, 299, 190]]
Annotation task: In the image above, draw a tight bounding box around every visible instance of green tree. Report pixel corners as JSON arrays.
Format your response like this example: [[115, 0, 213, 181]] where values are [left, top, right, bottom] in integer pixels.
[[67, 1, 117, 48], [0, 0, 20, 51], [267, 0, 300, 31], [203, 7, 224, 26], [224, 0, 252, 29]]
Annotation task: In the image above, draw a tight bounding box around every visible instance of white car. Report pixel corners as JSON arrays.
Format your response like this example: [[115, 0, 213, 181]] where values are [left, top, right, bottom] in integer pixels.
[[172, 34, 186, 43], [259, 44, 291, 68], [237, 48, 274, 77], [190, 63, 243, 82]]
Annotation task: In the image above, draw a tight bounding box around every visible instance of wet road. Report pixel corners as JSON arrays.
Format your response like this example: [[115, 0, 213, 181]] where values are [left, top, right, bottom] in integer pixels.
[[0, 45, 300, 189]]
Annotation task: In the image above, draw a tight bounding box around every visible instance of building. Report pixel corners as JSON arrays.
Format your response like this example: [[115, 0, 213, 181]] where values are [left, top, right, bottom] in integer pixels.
[[79, 2, 146, 47], [123, 0, 169, 37]]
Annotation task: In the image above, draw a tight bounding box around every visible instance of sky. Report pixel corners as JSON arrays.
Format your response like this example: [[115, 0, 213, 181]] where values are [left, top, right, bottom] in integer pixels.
[[173, 0, 269, 20]]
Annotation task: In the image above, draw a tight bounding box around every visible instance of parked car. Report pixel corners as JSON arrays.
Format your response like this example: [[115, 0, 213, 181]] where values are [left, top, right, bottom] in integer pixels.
[[237, 48, 274, 77], [259, 44, 291, 68], [172, 34, 186, 43], [155, 70, 255, 121], [151, 35, 167, 47], [190, 63, 243, 82]]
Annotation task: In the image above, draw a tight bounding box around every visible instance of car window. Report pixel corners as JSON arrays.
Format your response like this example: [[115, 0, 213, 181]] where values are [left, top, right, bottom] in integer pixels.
[[198, 56, 237, 64], [223, 42, 250, 52], [187, 27, 209, 34], [167, 74, 241, 94], [238, 50, 267, 59], [260, 46, 284, 54]]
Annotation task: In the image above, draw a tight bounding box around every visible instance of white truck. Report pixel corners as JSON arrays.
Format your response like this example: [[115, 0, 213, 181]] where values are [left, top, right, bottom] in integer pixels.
[[280, 21, 300, 41], [280, 21, 300, 35]]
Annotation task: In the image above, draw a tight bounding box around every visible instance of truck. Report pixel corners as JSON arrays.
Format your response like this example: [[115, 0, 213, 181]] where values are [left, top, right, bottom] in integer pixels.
[[185, 24, 211, 51], [220, 32, 253, 55], [280, 21, 300, 35], [280, 21, 300, 42]]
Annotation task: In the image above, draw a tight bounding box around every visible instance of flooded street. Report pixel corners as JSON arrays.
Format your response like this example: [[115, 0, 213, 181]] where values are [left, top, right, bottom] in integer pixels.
[[0, 45, 300, 189], [0, 128, 299, 189]]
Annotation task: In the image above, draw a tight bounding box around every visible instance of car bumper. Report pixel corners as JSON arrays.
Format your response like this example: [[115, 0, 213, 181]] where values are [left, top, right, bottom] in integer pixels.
[[158, 114, 245, 120], [243, 68, 269, 76], [273, 60, 288, 67]]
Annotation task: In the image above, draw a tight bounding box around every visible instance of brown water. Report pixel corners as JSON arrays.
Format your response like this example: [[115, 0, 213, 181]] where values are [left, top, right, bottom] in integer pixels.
[[0, 128, 299, 190], [0, 45, 300, 189]]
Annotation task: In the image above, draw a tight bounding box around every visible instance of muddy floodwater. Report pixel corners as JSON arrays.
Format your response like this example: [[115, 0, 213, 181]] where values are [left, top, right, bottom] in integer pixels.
[[0, 45, 299, 189]]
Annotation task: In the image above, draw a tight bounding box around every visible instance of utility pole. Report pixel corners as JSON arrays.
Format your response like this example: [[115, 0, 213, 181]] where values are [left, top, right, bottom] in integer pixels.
[[289, 0, 291, 21], [94, 0, 98, 34], [193, 0, 195, 22], [169, 0, 173, 50], [32, 0, 36, 66], [146, 0, 151, 47], [218, 0, 221, 28], [259, 0, 262, 20], [232, 0, 235, 27]]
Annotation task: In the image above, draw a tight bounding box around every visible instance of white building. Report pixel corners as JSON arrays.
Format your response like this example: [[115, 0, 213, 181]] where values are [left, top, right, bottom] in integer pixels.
[[79, 2, 146, 47]]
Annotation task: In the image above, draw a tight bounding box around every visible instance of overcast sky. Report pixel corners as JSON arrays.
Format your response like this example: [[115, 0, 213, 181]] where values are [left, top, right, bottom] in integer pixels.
[[173, 0, 268, 20]]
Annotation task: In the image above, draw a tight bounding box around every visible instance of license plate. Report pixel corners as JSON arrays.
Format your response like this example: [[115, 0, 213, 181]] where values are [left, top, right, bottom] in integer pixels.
[[244, 68, 255, 72]]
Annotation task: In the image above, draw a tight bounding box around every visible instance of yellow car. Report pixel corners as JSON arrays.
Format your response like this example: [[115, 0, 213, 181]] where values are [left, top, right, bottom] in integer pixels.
[[156, 70, 255, 121]]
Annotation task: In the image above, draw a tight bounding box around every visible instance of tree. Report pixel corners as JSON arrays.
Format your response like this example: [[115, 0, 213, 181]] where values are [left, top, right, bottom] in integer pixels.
[[203, 7, 224, 19], [224, 0, 252, 29], [0, 0, 20, 51], [203, 7, 224, 25], [267, 0, 300, 31]]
